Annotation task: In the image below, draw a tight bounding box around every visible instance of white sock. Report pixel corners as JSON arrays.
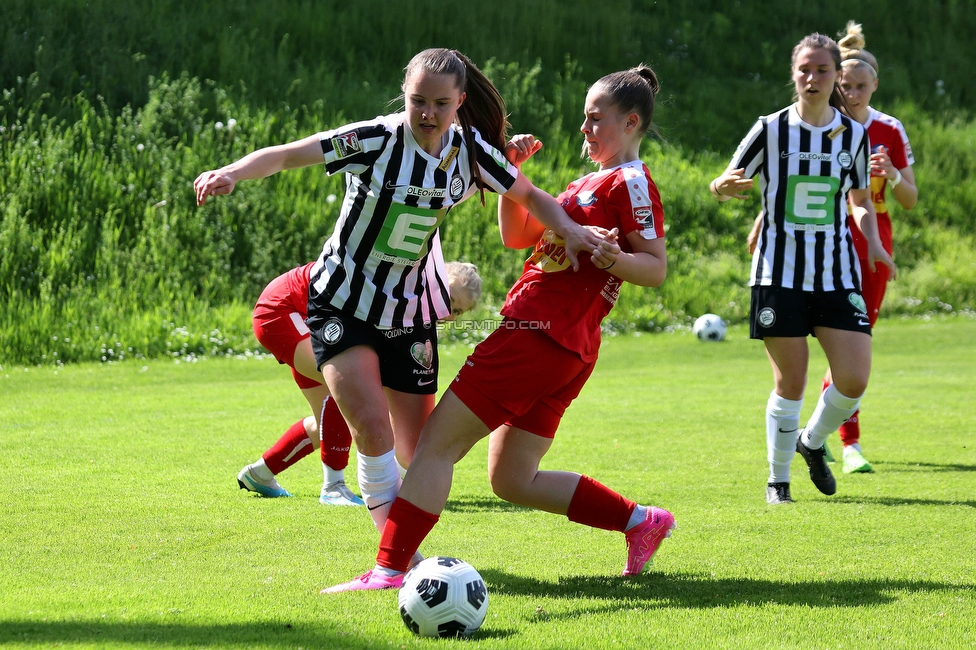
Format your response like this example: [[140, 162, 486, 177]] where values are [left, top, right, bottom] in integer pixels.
[[323, 464, 345, 485], [358, 449, 401, 532], [802, 385, 861, 450], [766, 391, 803, 484], [250, 458, 275, 481], [372, 564, 404, 578], [625, 505, 647, 531], [843, 443, 863, 457]]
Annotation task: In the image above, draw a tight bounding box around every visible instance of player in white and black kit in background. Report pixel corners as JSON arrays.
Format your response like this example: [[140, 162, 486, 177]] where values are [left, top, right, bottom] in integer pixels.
[[195, 48, 603, 535], [709, 33, 897, 505]]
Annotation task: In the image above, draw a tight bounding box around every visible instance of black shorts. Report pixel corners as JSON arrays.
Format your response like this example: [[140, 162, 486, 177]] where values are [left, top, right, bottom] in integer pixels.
[[749, 285, 872, 340], [306, 304, 439, 395]]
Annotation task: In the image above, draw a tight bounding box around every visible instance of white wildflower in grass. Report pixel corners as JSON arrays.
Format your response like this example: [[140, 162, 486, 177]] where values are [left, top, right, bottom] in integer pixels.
[[136, 143, 145, 152], [214, 121, 224, 130], [327, 194, 337, 204], [227, 118, 237, 130]]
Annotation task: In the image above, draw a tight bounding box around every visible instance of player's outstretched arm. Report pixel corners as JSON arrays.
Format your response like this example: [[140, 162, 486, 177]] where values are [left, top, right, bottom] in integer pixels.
[[194, 134, 324, 206]]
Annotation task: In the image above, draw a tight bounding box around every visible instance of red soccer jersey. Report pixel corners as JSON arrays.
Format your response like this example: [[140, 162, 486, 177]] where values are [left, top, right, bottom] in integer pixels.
[[850, 107, 914, 257], [501, 160, 665, 362]]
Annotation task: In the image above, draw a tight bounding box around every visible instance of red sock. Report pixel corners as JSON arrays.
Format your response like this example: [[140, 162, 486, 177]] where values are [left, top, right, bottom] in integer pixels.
[[838, 409, 861, 446], [377, 498, 439, 572], [320, 397, 353, 470], [566, 475, 636, 532], [262, 420, 314, 474]]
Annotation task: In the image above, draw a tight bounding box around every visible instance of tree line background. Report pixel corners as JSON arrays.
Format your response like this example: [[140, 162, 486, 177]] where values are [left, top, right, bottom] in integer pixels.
[[2, 0, 974, 365]]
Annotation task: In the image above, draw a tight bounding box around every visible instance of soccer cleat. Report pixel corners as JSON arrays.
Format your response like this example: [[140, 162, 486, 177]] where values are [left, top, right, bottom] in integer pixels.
[[823, 441, 836, 463], [320, 569, 403, 594], [796, 437, 837, 495], [237, 464, 292, 498], [842, 448, 874, 474], [766, 482, 794, 504], [622, 507, 675, 576], [319, 481, 365, 506]]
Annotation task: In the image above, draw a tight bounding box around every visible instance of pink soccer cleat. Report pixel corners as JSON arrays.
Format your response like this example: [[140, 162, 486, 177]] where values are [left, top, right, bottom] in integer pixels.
[[320, 569, 404, 594], [622, 507, 675, 576]]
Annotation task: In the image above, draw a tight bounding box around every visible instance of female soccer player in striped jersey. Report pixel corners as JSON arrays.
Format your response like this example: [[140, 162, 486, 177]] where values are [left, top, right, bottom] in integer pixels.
[[195, 48, 602, 535], [710, 33, 897, 505], [323, 65, 674, 593], [749, 25, 920, 475]]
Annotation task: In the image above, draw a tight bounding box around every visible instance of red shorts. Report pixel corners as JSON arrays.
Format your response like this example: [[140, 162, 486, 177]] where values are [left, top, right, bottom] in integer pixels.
[[252, 271, 322, 390], [450, 323, 594, 438]]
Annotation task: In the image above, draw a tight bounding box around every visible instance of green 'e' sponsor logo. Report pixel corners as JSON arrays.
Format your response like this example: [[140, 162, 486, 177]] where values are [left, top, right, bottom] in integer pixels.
[[785, 176, 839, 230]]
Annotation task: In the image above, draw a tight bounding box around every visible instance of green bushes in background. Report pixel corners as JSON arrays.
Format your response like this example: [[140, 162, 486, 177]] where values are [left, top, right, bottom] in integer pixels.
[[2, 1, 974, 365]]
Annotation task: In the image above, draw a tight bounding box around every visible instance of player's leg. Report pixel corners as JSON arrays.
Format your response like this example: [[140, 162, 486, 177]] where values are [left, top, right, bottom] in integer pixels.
[[804, 326, 871, 450], [487, 425, 674, 576], [240, 316, 322, 498], [762, 336, 809, 503], [317, 395, 364, 505], [321, 390, 489, 593], [321, 344, 399, 529]]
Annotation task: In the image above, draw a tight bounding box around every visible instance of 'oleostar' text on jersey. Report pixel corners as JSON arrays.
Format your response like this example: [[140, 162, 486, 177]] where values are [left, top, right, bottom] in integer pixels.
[[732, 105, 870, 292], [502, 160, 665, 362], [309, 113, 517, 328]]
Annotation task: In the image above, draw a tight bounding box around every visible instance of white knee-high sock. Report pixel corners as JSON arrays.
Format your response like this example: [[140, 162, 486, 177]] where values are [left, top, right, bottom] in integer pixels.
[[802, 385, 861, 451], [767, 391, 803, 484], [358, 449, 401, 532]]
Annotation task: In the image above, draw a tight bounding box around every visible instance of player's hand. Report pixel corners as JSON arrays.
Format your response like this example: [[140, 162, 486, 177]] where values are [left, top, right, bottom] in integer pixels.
[[589, 227, 620, 270], [561, 224, 605, 272], [712, 168, 753, 200], [869, 148, 898, 182], [505, 134, 543, 167], [194, 169, 237, 206], [866, 240, 898, 280]]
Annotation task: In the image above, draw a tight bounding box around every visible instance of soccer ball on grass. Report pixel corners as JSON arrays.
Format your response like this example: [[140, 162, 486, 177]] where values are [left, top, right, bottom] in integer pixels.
[[693, 313, 727, 342], [398, 556, 489, 638]]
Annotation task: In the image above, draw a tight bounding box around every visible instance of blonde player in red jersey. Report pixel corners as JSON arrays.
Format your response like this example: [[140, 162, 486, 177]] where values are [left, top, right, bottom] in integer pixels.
[[827, 21, 918, 473], [323, 65, 675, 593], [238, 261, 483, 502], [746, 24, 920, 475]]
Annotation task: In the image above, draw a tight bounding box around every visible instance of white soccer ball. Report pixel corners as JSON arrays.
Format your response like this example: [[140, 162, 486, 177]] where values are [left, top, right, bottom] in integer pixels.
[[693, 313, 727, 342], [398, 556, 489, 638]]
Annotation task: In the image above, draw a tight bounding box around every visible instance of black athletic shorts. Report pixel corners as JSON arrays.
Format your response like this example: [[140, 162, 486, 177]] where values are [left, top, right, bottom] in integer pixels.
[[306, 304, 438, 395], [749, 285, 872, 340]]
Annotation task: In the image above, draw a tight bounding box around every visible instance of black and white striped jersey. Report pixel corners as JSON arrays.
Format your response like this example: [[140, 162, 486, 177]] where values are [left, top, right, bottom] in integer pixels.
[[309, 113, 517, 328], [731, 105, 870, 292]]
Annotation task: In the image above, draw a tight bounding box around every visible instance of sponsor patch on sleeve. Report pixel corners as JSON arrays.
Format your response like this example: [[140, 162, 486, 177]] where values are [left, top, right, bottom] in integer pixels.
[[633, 206, 654, 226], [331, 132, 362, 159]]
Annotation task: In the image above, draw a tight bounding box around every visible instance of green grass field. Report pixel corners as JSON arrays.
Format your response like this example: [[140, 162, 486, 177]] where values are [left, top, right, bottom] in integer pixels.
[[1, 316, 974, 649]]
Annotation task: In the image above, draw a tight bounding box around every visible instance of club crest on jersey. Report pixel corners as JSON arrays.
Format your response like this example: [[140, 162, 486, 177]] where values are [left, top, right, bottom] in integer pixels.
[[837, 150, 853, 169], [757, 307, 776, 328], [450, 174, 464, 201], [322, 318, 344, 344], [576, 191, 598, 207], [331, 132, 362, 159], [848, 292, 867, 314], [410, 340, 434, 370]]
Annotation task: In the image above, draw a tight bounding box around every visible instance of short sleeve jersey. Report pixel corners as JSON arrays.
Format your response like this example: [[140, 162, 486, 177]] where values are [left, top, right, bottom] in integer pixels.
[[309, 113, 518, 328], [848, 107, 915, 258], [731, 105, 870, 292], [501, 160, 665, 362]]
